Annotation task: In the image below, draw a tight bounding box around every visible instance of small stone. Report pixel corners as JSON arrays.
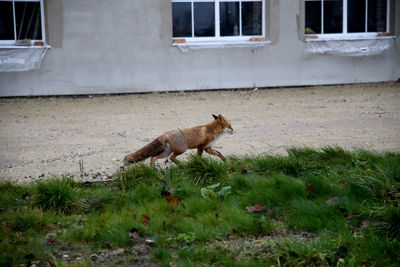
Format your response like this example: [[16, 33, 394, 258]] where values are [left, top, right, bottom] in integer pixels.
[[300, 232, 309, 239], [145, 235, 156, 244], [325, 196, 345, 205], [90, 254, 99, 261], [112, 248, 125, 255]]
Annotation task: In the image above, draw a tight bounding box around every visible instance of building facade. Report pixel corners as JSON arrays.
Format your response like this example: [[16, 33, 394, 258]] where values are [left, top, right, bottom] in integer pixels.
[[0, 0, 399, 96]]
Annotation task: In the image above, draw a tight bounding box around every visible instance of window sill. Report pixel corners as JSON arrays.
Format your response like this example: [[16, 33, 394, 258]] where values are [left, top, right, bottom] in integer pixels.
[[0, 44, 51, 49], [304, 34, 395, 42], [172, 39, 271, 49]]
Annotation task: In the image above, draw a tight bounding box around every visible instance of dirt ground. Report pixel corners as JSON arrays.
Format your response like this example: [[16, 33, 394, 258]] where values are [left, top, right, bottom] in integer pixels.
[[0, 82, 399, 183]]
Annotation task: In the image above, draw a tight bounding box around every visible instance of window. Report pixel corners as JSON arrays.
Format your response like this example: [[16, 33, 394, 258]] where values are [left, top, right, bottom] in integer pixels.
[[172, 0, 266, 44], [0, 0, 46, 46], [305, 0, 390, 39]]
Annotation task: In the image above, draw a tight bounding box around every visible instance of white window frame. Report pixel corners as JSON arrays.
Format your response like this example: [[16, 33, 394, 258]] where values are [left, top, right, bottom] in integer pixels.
[[0, 0, 47, 47], [305, 0, 391, 41], [172, 0, 267, 45]]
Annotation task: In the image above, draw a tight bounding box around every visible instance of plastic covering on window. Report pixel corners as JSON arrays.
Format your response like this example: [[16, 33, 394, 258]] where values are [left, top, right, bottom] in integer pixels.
[[305, 38, 393, 56], [0, 47, 48, 72], [173, 39, 270, 52]]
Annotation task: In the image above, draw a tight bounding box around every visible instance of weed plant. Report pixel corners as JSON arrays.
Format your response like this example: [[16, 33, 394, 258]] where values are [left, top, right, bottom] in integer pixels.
[[1, 147, 400, 266]]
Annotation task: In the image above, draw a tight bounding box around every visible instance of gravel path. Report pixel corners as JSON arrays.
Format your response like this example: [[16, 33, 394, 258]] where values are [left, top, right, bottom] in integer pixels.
[[1, 82, 399, 183]]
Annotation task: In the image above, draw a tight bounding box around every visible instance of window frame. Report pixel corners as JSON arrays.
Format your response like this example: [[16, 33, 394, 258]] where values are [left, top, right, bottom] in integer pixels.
[[304, 0, 391, 41], [0, 0, 47, 47], [172, 0, 266, 44]]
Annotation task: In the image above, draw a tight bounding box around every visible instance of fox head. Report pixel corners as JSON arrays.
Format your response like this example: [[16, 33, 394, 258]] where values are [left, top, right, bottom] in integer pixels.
[[212, 114, 235, 134]]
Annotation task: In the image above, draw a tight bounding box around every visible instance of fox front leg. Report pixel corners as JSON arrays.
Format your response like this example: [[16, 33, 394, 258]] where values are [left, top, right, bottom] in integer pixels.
[[205, 147, 226, 161], [197, 145, 204, 156]]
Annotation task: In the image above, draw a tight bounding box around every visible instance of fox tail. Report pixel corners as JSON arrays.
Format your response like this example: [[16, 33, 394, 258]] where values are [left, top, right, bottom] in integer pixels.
[[124, 139, 165, 164]]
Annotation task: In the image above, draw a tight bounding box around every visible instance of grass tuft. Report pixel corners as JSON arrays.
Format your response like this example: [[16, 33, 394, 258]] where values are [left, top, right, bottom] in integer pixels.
[[320, 146, 353, 165], [115, 163, 162, 191], [246, 155, 306, 176], [274, 238, 336, 266], [235, 174, 307, 208], [4, 207, 51, 232], [33, 177, 82, 214], [0, 182, 33, 213], [178, 154, 229, 186]]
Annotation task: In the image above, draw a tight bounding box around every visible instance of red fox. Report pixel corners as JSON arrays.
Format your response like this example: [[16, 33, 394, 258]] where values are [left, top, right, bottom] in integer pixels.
[[124, 114, 234, 167]]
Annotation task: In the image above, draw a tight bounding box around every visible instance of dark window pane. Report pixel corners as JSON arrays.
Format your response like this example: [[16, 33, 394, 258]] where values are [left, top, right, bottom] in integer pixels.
[[172, 2, 192, 37], [348, 0, 365, 32], [324, 0, 343, 33], [194, 2, 215, 37], [305, 1, 321, 34], [220, 2, 239, 36], [242, 2, 262, 36], [0, 2, 14, 40], [368, 0, 387, 32], [15, 2, 42, 40]]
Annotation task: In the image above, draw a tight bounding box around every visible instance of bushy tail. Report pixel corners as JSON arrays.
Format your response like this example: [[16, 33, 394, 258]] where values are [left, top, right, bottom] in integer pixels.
[[124, 139, 165, 164]]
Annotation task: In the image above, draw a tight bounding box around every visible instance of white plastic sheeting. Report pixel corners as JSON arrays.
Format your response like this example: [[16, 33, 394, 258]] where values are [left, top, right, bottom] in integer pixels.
[[0, 47, 48, 72], [305, 38, 394, 56], [173, 41, 271, 52]]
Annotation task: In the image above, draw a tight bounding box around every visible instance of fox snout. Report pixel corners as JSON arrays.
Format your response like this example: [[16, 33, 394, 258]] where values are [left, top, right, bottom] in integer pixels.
[[225, 127, 236, 135]]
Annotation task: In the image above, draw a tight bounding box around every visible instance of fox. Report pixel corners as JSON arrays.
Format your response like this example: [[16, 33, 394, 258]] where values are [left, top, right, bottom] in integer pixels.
[[124, 114, 235, 167]]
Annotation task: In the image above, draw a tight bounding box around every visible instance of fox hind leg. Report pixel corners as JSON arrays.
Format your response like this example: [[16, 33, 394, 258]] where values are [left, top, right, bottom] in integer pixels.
[[169, 151, 184, 164], [168, 146, 186, 165], [166, 133, 188, 164], [150, 144, 172, 167], [168, 146, 186, 164]]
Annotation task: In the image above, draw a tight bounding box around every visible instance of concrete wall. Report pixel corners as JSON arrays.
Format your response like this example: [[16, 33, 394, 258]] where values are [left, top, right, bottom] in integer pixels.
[[0, 0, 399, 96]]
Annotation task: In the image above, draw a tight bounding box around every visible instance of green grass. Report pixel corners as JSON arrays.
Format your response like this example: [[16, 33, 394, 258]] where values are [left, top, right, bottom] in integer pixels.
[[285, 199, 347, 231], [1, 147, 400, 266]]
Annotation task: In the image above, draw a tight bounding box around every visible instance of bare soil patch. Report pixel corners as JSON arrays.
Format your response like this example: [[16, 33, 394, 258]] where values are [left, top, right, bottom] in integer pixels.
[[0, 82, 399, 183]]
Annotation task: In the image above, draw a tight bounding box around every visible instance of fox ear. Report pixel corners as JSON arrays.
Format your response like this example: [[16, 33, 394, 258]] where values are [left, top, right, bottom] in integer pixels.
[[218, 114, 223, 122], [212, 114, 218, 120]]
